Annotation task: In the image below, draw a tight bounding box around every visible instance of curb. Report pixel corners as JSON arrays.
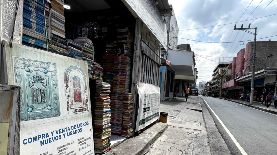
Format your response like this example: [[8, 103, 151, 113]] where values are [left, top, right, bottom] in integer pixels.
[[201, 97, 243, 155], [109, 123, 168, 155], [200, 98, 231, 155], [226, 99, 277, 115], [136, 124, 168, 155]]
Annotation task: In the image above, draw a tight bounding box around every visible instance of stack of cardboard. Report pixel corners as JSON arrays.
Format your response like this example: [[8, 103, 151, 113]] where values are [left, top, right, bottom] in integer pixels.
[[22, 0, 47, 49], [94, 81, 112, 153]]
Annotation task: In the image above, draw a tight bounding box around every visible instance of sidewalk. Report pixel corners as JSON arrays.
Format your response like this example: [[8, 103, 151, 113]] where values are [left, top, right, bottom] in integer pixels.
[[109, 96, 230, 155], [226, 98, 277, 115], [145, 97, 212, 155]]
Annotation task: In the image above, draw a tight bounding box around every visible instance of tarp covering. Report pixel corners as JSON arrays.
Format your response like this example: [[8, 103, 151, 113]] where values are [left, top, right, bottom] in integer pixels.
[[136, 83, 160, 131]]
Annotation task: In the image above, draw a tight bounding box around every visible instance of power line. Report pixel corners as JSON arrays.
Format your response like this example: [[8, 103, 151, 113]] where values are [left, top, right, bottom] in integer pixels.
[[253, 0, 265, 11], [195, 54, 218, 62], [180, 38, 244, 44], [227, 0, 256, 53], [178, 13, 276, 31], [231, 0, 273, 55], [259, 34, 277, 39], [179, 34, 277, 44], [249, 0, 265, 15], [227, 0, 254, 52], [264, 0, 275, 8], [237, 0, 254, 22]]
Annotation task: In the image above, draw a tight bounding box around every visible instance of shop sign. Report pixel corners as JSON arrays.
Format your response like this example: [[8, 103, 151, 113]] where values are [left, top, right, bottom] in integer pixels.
[[136, 83, 160, 131], [5, 43, 94, 155]]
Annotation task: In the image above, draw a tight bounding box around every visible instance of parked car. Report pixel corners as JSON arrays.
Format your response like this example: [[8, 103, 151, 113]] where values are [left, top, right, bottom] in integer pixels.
[[191, 88, 199, 96]]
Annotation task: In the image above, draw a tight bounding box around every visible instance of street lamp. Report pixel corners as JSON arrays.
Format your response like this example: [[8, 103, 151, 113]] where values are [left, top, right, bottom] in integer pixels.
[[234, 24, 257, 105]]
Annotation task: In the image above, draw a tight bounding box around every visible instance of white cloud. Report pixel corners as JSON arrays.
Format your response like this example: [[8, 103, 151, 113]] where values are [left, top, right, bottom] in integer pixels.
[[169, 0, 277, 83]]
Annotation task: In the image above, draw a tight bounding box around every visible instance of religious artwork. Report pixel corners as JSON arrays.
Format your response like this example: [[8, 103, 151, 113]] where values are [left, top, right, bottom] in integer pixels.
[[14, 57, 60, 121], [65, 66, 89, 114]]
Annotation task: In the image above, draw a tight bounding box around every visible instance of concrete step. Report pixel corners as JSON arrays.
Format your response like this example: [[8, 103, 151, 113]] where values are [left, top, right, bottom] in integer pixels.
[[107, 123, 168, 155]]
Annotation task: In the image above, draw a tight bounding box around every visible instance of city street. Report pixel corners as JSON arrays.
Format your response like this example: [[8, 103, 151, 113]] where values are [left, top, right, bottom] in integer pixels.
[[202, 96, 277, 155], [1, 0, 277, 154]]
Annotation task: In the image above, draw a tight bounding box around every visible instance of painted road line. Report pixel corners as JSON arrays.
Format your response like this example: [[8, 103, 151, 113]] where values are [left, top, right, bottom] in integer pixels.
[[203, 99, 248, 155], [227, 100, 277, 117]]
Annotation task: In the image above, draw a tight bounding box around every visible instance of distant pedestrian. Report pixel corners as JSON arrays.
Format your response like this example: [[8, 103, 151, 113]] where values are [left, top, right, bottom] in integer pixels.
[[265, 92, 273, 108], [261, 89, 267, 105], [185, 88, 189, 102], [274, 93, 277, 108]]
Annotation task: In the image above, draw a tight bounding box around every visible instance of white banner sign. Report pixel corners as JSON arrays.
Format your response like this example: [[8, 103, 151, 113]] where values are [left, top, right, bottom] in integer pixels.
[[20, 116, 93, 155], [136, 83, 160, 131], [5, 44, 94, 155]]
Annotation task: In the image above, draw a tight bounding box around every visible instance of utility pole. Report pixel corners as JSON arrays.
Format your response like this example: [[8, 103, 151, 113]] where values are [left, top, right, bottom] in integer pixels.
[[234, 24, 257, 105], [219, 68, 225, 98]]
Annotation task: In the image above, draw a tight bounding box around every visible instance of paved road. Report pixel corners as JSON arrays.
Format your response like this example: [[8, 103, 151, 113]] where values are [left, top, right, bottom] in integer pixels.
[[202, 96, 277, 155]]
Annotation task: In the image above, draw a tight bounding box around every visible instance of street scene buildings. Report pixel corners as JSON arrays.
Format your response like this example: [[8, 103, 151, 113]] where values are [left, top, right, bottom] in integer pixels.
[[1, 0, 277, 155], [204, 41, 277, 102]]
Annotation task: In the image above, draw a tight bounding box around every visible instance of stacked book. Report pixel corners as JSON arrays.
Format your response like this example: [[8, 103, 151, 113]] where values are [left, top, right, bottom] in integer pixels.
[[94, 81, 112, 153], [110, 54, 131, 135], [50, 0, 65, 38], [74, 37, 95, 77], [121, 93, 134, 137], [74, 37, 95, 61], [22, 0, 47, 49], [91, 62, 103, 80], [110, 94, 123, 135], [48, 34, 67, 55], [67, 40, 83, 59], [113, 55, 131, 93], [98, 26, 134, 136], [101, 53, 116, 84], [48, 0, 66, 55]]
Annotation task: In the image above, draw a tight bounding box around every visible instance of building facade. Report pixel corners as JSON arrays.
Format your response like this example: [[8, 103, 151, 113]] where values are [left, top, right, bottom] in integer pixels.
[[222, 41, 277, 100], [168, 44, 197, 97], [0, 0, 177, 154]]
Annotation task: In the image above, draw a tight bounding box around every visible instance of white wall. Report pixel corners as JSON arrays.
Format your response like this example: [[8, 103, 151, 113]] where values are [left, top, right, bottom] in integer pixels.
[[0, 0, 23, 43], [168, 50, 194, 66]]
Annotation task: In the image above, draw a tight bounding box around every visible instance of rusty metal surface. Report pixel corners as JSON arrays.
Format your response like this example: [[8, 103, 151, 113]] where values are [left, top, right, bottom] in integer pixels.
[[0, 85, 20, 155]]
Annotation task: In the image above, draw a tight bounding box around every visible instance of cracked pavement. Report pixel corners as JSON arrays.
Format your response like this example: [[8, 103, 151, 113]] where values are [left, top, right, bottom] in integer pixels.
[[145, 97, 211, 155]]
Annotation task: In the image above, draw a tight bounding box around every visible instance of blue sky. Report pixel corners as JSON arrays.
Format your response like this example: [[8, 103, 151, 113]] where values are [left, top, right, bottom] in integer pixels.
[[168, 0, 277, 83]]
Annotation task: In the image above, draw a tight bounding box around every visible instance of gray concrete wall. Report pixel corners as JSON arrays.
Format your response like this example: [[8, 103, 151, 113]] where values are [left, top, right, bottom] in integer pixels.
[[121, 0, 167, 48], [168, 10, 179, 50]]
